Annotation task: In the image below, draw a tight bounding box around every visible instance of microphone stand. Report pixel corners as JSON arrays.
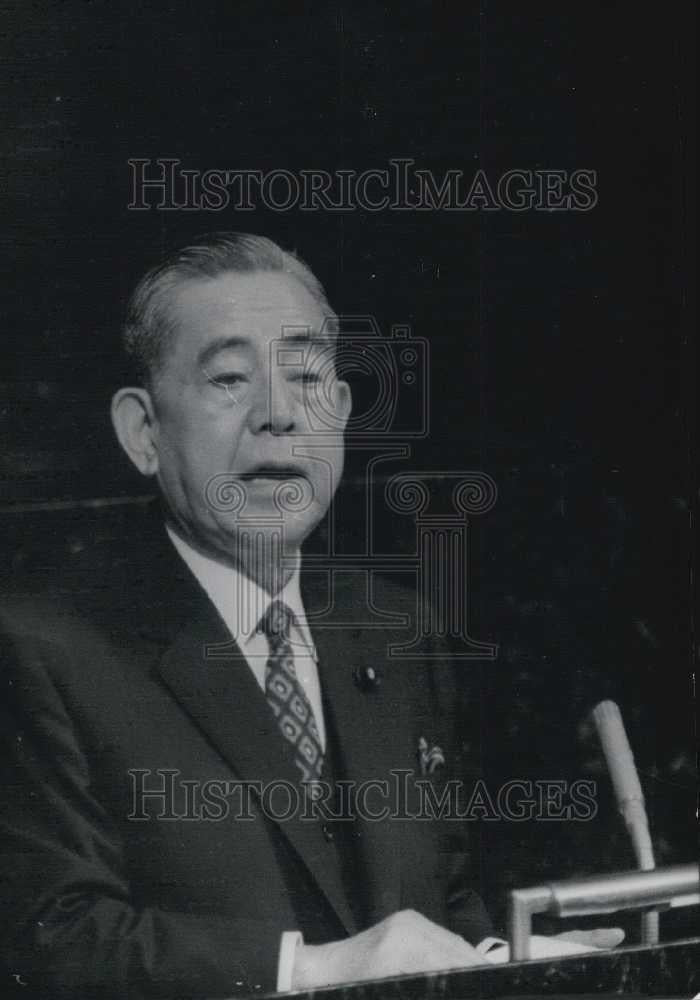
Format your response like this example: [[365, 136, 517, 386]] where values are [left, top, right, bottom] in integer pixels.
[[591, 700, 659, 944]]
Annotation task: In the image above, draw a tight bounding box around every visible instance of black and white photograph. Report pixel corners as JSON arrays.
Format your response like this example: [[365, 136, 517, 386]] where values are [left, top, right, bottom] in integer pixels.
[[1, 4, 696, 997]]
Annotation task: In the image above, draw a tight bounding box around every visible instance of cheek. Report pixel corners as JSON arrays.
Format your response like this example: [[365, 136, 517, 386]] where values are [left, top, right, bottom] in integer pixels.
[[305, 454, 344, 511], [155, 436, 212, 513], [161, 405, 245, 473]]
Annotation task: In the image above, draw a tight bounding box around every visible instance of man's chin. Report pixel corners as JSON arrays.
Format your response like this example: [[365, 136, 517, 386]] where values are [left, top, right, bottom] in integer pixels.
[[213, 513, 321, 557]]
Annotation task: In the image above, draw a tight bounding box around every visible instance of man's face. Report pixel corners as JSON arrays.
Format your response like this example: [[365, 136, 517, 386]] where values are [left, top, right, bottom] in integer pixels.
[[147, 270, 350, 565]]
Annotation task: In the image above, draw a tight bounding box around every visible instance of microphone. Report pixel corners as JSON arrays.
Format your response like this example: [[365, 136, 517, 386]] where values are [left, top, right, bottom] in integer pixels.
[[591, 699, 658, 943]]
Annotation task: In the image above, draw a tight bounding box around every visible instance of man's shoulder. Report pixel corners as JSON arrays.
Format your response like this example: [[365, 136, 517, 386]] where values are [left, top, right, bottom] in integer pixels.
[[335, 569, 419, 611], [0, 501, 173, 641], [300, 565, 424, 628]]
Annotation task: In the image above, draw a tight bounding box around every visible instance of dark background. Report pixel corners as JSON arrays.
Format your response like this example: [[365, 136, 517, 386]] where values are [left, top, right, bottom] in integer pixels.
[[1, 2, 696, 938]]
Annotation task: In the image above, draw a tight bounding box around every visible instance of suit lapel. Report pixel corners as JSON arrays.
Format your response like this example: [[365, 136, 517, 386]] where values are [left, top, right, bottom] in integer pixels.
[[156, 608, 300, 792], [150, 553, 357, 936]]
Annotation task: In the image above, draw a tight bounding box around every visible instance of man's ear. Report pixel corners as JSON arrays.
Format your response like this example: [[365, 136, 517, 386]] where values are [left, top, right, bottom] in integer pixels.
[[111, 387, 159, 476]]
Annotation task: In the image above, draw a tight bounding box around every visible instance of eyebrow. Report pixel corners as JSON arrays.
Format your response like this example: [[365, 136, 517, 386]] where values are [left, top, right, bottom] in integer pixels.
[[197, 336, 250, 369], [197, 330, 332, 368]]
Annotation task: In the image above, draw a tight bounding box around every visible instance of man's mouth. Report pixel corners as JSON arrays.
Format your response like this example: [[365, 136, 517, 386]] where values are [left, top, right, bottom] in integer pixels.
[[238, 464, 307, 481]]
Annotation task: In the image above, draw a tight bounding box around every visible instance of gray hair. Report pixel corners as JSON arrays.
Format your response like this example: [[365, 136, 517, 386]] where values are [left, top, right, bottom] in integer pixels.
[[122, 232, 334, 384]]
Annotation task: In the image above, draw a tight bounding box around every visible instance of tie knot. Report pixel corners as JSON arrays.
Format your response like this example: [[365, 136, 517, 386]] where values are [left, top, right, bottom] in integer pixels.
[[260, 600, 294, 642]]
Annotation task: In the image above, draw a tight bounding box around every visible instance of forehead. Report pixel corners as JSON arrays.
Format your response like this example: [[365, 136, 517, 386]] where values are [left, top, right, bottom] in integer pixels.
[[165, 270, 327, 363]]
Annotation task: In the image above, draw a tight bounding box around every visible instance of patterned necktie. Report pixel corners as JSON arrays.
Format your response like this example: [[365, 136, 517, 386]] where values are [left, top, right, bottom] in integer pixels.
[[261, 600, 324, 786]]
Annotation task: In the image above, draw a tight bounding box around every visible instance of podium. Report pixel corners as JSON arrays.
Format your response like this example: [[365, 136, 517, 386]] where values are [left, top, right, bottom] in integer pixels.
[[261, 937, 700, 998], [256, 864, 700, 999]]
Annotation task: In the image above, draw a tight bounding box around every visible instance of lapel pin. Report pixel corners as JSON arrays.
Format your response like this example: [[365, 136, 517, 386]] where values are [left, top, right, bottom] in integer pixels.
[[353, 664, 381, 692], [417, 736, 445, 776]]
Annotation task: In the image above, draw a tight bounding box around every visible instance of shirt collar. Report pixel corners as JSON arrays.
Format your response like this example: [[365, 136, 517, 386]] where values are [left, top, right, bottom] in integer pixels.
[[165, 524, 312, 652]]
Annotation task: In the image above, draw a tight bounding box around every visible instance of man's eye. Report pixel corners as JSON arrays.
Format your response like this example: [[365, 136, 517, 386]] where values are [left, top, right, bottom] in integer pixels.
[[291, 371, 322, 385], [208, 372, 247, 387]]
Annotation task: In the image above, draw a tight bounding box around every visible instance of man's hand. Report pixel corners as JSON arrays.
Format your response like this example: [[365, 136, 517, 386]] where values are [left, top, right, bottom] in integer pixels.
[[482, 927, 626, 964], [291, 909, 486, 990], [553, 928, 625, 950]]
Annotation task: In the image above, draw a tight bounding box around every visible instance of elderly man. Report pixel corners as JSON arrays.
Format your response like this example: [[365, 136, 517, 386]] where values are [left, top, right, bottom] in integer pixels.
[[0, 233, 615, 998]]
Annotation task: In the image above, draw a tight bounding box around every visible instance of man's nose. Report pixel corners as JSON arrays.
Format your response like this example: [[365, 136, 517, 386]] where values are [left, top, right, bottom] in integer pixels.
[[249, 373, 297, 435]]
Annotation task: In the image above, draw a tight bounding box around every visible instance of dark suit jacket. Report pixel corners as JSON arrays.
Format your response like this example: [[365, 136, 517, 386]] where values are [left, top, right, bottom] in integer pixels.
[[0, 505, 491, 998]]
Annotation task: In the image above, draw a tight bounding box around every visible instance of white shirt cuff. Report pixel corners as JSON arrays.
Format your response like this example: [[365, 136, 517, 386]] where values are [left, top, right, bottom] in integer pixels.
[[476, 936, 509, 963], [276, 930, 304, 992]]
